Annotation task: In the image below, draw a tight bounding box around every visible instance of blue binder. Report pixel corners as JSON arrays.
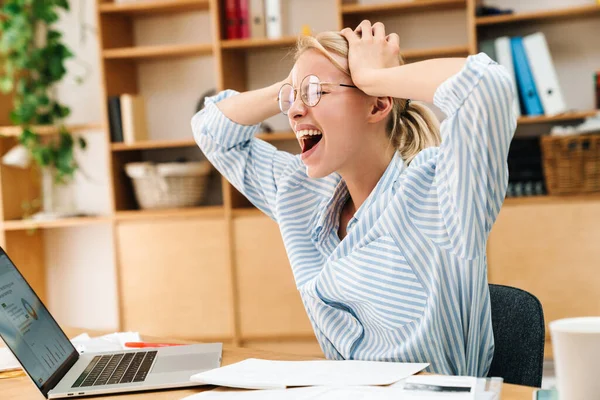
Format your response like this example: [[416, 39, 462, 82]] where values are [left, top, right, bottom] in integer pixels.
[[511, 36, 544, 116]]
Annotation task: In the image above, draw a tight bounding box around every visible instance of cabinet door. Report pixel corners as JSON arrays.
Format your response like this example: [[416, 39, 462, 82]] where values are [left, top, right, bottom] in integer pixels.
[[234, 215, 314, 339], [487, 201, 600, 355], [116, 217, 233, 340]]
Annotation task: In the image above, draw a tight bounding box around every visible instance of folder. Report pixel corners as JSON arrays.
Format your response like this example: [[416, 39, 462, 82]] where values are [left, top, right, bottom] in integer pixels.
[[523, 32, 567, 116], [249, 0, 266, 39], [493, 36, 521, 117], [511, 36, 544, 116], [265, 0, 286, 39], [479, 39, 496, 62], [239, 0, 250, 39]]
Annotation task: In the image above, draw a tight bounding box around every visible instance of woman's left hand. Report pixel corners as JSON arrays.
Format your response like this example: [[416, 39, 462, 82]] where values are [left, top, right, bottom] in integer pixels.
[[341, 20, 401, 96]]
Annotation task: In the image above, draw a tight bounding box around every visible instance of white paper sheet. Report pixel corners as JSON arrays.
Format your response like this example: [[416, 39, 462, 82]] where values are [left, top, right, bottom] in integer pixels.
[[0, 346, 20, 372], [189, 358, 429, 390]]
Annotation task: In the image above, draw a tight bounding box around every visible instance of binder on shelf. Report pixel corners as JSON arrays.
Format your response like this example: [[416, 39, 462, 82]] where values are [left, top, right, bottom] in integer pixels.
[[511, 36, 544, 116], [120, 94, 148, 145], [594, 71, 599, 110], [494, 36, 521, 117], [265, 0, 286, 39], [523, 32, 567, 116], [107, 96, 123, 143], [225, 0, 240, 39], [239, 0, 250, 39], [479, 39, 496, 61], [249, 0, 266, 39]]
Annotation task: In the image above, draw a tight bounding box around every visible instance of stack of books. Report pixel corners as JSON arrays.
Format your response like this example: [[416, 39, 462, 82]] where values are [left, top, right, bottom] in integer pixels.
[[224, 0, 286, 40], [479, 32, 568, 117], [107, 94, 149, 144]]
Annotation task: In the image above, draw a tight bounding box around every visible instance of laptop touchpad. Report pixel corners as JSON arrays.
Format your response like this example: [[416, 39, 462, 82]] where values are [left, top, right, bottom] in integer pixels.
[[152, 354, 217, 373]]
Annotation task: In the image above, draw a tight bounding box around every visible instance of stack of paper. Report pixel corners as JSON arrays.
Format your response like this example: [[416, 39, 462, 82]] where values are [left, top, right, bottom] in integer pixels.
[[190, 358, 428, 390]]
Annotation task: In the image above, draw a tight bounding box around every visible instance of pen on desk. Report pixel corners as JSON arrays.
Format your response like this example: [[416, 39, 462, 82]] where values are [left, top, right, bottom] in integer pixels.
[[124, 342, 183, 348], [403, 383, 472, 393]]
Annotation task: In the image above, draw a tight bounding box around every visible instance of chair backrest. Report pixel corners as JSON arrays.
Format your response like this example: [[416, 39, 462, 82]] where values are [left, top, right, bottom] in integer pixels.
[[487, 284, 545, 387]]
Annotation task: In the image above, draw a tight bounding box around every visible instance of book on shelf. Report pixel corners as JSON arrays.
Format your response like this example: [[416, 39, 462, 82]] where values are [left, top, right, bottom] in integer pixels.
[[120, 94, 149, 144], [107, 96, 123, 143], [239, 0, 250, 39], [225, 0, 240, 39], [107, 94, 149, 144], [594, 69, 600, 110]]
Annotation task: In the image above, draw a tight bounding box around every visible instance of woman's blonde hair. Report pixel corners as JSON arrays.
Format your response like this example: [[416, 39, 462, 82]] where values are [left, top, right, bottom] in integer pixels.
[[295, 32, 441, 164]]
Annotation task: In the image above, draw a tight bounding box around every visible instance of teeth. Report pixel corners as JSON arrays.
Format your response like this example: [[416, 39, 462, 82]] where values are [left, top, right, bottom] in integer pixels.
[[296, 129, 323, 139]]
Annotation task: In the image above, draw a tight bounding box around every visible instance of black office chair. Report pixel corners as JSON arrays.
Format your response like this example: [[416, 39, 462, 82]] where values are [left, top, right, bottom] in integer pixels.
[[487, 284, 545, 387]]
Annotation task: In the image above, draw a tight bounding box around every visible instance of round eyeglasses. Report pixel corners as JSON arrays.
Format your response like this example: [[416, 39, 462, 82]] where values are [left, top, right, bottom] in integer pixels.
[[277, 74, 358, 115]]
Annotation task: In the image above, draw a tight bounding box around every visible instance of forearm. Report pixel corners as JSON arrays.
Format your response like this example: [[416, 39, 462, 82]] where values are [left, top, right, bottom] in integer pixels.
[[357, 58, 467, 103], [216, 80, 284, 126]]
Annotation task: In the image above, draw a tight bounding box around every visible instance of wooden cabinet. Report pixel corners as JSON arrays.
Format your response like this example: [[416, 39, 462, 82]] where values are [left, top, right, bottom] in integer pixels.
[[488, 198, 600, 357], [233, 215, 314, 339], [116, 216, 233, 340]]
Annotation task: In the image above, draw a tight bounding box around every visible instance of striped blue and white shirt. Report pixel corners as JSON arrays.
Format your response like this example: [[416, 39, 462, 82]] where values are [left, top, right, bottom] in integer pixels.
[[192, 53, 516, 377]]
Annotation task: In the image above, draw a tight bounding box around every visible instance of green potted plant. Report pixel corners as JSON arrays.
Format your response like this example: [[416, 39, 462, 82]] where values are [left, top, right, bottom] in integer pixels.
[[0, 0, 86, 219]]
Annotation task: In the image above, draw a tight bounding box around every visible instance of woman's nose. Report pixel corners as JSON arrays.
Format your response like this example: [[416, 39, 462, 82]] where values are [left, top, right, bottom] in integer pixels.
[[288, 95, 307, 120]]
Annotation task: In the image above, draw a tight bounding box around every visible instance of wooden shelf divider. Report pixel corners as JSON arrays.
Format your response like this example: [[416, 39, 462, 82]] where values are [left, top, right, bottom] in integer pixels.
[[115, 206, 225, 221], [2, 216, 112, 231], [476, 4, 600, 26], [342, 0, 466, 15], [517, 110, 598, 125], [0, 123, 104, 137], [220, 36, 298, 50], [99, 0, 210, 15], [103, 43, 213, 61]]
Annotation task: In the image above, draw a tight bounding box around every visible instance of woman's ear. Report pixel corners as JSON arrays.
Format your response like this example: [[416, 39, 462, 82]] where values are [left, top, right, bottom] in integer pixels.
[[368, 96, 393, 123]]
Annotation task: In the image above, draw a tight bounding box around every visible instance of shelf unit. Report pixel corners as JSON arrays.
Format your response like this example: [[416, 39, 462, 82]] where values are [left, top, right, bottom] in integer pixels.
[[1, 0, 598, 357]]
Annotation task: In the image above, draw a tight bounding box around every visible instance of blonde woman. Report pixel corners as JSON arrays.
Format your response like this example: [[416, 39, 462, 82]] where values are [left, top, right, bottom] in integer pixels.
[[192, 20, 516, 376]]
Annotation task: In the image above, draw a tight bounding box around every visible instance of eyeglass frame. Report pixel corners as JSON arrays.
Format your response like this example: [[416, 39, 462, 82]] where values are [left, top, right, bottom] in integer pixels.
[[276, 74, 359, 115]]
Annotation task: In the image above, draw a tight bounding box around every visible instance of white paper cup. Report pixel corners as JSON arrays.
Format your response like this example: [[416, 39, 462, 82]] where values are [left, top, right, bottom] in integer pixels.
[[549, 317, 600, 400]]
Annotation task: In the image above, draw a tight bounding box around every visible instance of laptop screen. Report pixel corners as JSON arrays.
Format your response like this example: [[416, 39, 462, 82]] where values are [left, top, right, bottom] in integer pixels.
[[0, 250, 78, 393]]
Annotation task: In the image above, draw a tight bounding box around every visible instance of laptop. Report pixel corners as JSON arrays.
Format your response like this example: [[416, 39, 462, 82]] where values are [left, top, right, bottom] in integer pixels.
[[0, 247, 222, 398]]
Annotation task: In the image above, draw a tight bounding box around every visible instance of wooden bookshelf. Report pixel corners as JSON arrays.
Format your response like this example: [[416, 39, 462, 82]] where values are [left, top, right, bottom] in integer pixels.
[[99, 0, 210, 15], [517, 110, 598, 125], [0, 123, 104, 137], [476, 3, 600, 26], [103, 44, 213, 61], [2, 216, 112, 231], [342, 0, 466, 15], [115, 206, 225, 221], [220, 36, 298, 50]]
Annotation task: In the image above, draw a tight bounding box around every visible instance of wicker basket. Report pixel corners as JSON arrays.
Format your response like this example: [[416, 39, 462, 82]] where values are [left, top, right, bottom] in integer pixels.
[[541, 133, 600, 195], [125, 161, 212, 209]]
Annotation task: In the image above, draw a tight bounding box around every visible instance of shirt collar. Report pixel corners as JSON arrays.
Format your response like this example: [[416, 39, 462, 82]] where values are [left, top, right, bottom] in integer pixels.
[[311, 152, 406, 242]]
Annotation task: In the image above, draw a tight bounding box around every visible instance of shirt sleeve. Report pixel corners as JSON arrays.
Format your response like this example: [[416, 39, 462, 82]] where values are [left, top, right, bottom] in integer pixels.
[[191, 90, 301, 222], [431, 52, 517, 259]]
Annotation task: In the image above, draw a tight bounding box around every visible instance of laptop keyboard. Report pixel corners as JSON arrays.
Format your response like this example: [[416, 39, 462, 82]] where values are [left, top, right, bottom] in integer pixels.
[[71, 351, 157, 388]]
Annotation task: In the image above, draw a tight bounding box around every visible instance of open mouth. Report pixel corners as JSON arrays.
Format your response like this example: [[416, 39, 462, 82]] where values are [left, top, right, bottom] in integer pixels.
[[297, 129, 323, 154]]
